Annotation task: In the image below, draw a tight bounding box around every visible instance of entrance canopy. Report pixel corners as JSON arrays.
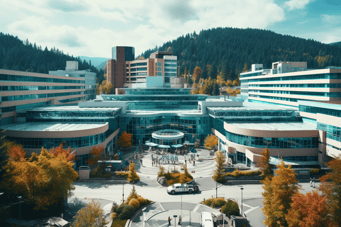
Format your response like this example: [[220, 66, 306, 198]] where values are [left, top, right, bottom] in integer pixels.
[[152, 129, 184, 140], [145, 142, 159, 147], [159, 145, 171, 149], [171, 144, 183, 148]]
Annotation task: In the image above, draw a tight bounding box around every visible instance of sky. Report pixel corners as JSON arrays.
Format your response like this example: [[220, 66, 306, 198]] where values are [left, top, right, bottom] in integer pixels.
[[1, 0, 341, 58]]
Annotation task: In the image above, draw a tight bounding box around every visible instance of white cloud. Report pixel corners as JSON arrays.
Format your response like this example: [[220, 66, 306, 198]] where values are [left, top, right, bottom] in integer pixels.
[[322, 15, 341, 25], [4, 0, 286, 57], [284, 0, 312, 11]]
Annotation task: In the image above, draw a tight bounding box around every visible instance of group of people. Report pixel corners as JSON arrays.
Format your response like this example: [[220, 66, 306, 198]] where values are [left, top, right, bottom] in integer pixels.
[[168, 215, 181, 226]]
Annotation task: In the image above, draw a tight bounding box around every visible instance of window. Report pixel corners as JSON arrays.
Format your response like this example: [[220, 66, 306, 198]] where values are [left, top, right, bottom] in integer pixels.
[[158, 67, 162, 71], [158, 62, 161, 66]]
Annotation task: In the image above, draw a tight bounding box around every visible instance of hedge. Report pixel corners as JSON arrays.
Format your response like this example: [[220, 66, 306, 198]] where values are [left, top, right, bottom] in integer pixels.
[[224, 169, 261, 178]]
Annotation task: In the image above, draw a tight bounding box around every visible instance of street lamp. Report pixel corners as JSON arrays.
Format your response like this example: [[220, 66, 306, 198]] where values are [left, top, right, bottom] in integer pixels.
[[240, 186, 244, 216], [122, 184, 125, 203], [18, 196, 22, 220]]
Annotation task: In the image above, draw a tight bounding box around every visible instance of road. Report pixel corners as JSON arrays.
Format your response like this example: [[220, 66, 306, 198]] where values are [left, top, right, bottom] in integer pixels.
[[69, 181, 320, 226]]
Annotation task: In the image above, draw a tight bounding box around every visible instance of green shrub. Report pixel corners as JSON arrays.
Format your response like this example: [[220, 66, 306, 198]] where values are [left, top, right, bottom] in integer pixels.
[[221, 200, 240, 218], [118, 205, 135, 220], [310, 168, 320, 175], [212, 197, 227, 208], [158, 166, 165, 177], [116, 171, 129, 179], [137, 197, 147, 206], [116, 204, 127, 216], [224, 169, 261, 178], [111, 202, 119, 213], [128, 198, 140, 210], [203, 198, 214, 207]]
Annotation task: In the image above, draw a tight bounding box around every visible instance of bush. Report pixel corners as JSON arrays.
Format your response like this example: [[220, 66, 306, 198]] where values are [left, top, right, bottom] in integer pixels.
[[202, 198, 214, 207], [116, 171, 129, 179], [111, 202, 119, 213], [128, 198, 140, 210], [118, 205, 135, 220], [310, 168, 320, 175], [90, 163, 112, 178], [116, 204, 127, 216], [212, 198, 227, 208], [158, 166, 165, 177], [221, 200, 240, 218], [224, 169, 261, 178], [137, 197, 147, 206], [110, 212, 117, 220]]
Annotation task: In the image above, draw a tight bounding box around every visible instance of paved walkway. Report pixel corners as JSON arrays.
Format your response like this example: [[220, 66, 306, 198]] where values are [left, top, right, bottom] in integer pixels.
[[130, 202, 221, 227]]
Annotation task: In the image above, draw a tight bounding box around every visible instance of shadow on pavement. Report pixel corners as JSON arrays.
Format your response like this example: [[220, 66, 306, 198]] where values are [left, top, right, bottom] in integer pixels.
[[64, 198, 87, 223], [73, 181, 109, 189]]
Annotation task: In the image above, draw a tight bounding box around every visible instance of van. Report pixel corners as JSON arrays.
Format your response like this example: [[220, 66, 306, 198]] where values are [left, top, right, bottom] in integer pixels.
[[200, 212, 214, 227]]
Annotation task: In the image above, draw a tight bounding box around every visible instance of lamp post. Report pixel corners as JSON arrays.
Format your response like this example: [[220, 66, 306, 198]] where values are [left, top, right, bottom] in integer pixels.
[[216, 182, 218, 198], [122, 184, 125, 203], [173, 215, 177, 227], [240, 186, 244, 216], [18, 196, 22, 220]]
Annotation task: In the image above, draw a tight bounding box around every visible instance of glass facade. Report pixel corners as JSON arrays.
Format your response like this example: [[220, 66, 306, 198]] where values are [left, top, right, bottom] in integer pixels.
[[242, 73, 341, 83], [249, 83, 341, 88], [317, 123, 341, 142], [0, 74, 85, 84], [0, 85, 85, 91], [299, 105, 341, 117], [7, 132, 106, 149], [1, 91, 84, 102], [225, 131, 318, 149], [250, 90, 341, 97], [123, 116, 211, 145]]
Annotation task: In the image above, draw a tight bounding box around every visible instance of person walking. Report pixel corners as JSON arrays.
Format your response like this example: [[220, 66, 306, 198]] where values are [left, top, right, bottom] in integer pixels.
[[310, 177, 312, 187], [168, 216, 171, 226], [178, 215, 182, 225]]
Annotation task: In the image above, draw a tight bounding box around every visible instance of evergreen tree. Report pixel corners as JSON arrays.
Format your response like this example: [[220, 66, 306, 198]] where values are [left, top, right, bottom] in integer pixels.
[[212, 82, 220, 96], [209, 64, 217, 80], [201, 65, 208, 80]]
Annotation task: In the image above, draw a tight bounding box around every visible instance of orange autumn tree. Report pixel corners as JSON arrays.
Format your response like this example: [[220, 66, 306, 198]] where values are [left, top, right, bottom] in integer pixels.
[[49, 143, 75, 162], [192, 66, 202, 83], [87, 146, 105, 166], [118, 131, 132, 148], [319, 155, 341, 225], [286, 191, 337, 227], [262, 161, 299, 227], [7, 142, 26, 162], [5, 148, 78, 210]]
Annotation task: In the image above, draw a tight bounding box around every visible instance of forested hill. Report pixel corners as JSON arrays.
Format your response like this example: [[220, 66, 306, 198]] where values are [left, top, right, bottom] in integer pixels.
[[140, 27, 341, 80], [0, 32, 104, 82]]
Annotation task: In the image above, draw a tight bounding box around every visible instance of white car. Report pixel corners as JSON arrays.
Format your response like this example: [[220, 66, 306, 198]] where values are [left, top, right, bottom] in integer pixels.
[[167, 183, 199, 195]]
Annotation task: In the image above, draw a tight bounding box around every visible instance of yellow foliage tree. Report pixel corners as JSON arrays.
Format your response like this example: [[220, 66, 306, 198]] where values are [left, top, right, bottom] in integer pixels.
[[204, 134, 218, 150], [257, 147, 272, 178], [213, 150, 226, 183], [5, 148, 78, 210], [72, 200, 107, 227], [118, 131, 132, 148], [262, 161, 299, 227], [127, 162, 139, 183], [105, 82, 113, 94]]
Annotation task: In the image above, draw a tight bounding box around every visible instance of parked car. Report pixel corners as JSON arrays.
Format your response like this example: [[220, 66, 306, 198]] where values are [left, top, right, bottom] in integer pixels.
[[167, 183, 199, 195]]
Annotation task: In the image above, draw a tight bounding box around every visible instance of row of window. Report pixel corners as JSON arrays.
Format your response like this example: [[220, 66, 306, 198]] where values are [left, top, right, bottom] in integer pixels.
[[250, 90, 341, 97], [130, 67, 147, 72], [129, 62, 147, 67], [6, 132, 106, 149], [242, 73, 341, 83], [130, 72, 147, 76], [240, 72, 263, 78], [1, 92, 84, 102], [0, 74, 85, 84], [249, 83, 341, 88], [225, 131, 318, 148], [249, 95, 300, 102], [299, 105, 341, 117], [0, 85, 85, 91]]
